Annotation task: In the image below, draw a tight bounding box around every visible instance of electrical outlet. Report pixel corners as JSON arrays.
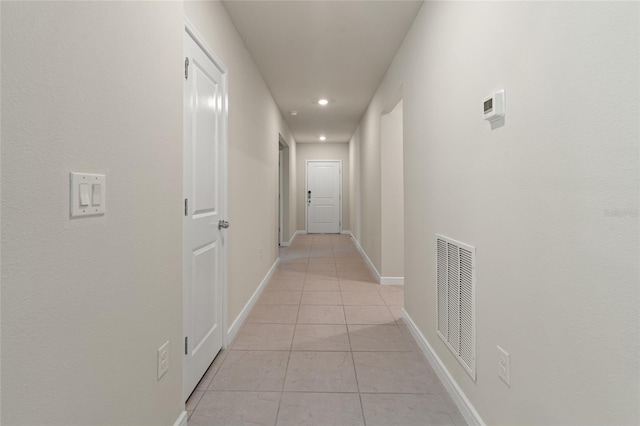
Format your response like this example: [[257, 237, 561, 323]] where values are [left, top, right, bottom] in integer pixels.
[[259, 247, 263, 259], [158, 341, 169, 380], [497, 345, 510, 387]]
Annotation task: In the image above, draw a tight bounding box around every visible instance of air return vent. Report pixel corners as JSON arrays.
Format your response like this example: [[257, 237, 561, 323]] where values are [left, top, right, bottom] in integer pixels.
[[436, 234, 476, 380]]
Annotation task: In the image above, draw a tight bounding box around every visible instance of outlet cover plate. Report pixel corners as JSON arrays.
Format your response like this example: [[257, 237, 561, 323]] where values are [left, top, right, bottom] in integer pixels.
[[158, 341, 169, 380], [497, 345, 510, 387]]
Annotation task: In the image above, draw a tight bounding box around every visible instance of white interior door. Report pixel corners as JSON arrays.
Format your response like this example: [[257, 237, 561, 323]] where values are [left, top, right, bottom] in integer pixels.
[[306, 161, 341, 234], [183, 29, 226, 401]]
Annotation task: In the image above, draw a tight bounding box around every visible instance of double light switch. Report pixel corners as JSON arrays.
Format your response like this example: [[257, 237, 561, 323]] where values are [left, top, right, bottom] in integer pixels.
[[70, 172, 106, 218]]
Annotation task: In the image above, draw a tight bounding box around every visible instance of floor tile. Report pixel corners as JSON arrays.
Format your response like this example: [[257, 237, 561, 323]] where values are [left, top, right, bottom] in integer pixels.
[[259, 291, 302, 305], [247, 304, 299, 324], [387, 305, 404, 323], [437, 392, 467, 424], [277, 392, 364, 426], [339, 279, 379, 292], [341, 290, 385, 306], [273, 264, 307, 280], [348, 324, 413, 351], [344, 305, 395, 324], [186, 390, 204, 419], [303, 280, 340, 292], [196, 350, 228, 390], [267, 279, 305, 291], [284, 351, 358, 392], [378, 288, 404, 306], [211, 351, 289, 391], [338, 269, 374, 281], [334, 254, 365, 264], [306, 263, 337, 273], [233, 324, 295, 350], [353, 351, 437, 393], [306, 271, 338, 281], [189, 391, 280, 426], [308, 256, 335, 264], [280, 256, 310, 264], [292, 325, 350, 351], [301, 291, 342, 305], [297, 305, 346, 324], [360, 393, 456, 426]]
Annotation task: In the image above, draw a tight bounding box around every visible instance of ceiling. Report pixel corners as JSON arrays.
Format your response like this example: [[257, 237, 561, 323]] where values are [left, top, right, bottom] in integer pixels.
[[222, 1, 423, 143]]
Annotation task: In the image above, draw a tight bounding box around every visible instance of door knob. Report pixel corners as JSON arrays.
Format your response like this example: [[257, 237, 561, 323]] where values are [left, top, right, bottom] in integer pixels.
[[218, 220, 230, 230]]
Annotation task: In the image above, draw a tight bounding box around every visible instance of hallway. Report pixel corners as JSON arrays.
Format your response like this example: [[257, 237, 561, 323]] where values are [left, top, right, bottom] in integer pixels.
[[185, 234, 465, 425]]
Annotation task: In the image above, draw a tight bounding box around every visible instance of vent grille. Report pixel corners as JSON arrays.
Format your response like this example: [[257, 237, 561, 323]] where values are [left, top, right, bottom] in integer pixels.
[[436, 234, 476, 380]]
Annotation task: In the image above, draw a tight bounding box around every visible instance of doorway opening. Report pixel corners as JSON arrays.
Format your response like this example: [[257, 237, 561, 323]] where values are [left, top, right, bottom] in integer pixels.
[[278, 135, 290, 246], [380, 99, 404, 282]]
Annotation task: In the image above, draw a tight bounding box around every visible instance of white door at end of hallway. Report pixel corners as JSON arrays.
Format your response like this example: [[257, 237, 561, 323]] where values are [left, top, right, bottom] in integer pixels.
[[183, 29, 226, 401], [306, 160, 341, 234]]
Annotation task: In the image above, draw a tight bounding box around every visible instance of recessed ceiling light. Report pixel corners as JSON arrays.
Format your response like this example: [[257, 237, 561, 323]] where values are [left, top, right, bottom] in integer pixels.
[[319, 136, 327, 141], [318, 99, 329, 106], [289, 111, 298, 116]]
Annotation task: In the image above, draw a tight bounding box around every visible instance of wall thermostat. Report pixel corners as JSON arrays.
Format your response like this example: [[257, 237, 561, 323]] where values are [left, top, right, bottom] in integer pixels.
[[483, 89, 505, 122]]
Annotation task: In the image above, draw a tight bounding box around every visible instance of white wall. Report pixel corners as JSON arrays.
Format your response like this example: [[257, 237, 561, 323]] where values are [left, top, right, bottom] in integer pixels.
[[184, 1, 296, 328], [381, 100, 404, 278], [353, 1, 639, 424], [296, 143, 350, 232], [1, 2, 184, 424], [349, 129, 361, 240]]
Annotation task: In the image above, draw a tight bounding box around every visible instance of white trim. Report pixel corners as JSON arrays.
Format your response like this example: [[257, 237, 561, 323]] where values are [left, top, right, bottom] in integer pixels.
[[279, 149, 284, 245], [226, 258, 280, 345], [401, 309, 485, 426], [173, 411, 188, 426], [344, 231, 382, 283], [305, 160, 343, 234], [280, 230, 305, 247], [343, 231, 404, 285], [380, 277, 404, 285]]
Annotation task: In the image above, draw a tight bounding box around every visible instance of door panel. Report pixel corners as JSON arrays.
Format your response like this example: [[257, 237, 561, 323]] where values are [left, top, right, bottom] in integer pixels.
[[307, 161, 341, 234], [183, 30, 225, 401]]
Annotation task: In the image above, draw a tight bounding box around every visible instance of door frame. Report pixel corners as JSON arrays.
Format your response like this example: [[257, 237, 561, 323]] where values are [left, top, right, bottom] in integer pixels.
[[305, 160, 342, 234], [279, 149, 284, 245], [184, 18, 230, 354]]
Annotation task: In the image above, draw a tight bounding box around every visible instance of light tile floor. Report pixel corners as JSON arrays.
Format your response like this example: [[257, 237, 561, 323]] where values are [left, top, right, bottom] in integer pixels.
[[187, 234, 466, 426]]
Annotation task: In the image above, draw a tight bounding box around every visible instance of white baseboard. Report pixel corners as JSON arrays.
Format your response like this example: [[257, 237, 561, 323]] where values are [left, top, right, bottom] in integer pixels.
[[340, 230, 351, 235], [226, 257, 280, 345], [281, 230, 305, 246], [401, 309, 485, 426], [173, 411, 187, 426], [344, 231, 382, 284], [380, 276, 404, 285]]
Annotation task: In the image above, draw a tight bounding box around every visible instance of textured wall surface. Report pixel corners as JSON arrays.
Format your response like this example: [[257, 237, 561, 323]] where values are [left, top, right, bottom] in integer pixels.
[[354, 1, 640, 424], [1, 2, 184, 424]]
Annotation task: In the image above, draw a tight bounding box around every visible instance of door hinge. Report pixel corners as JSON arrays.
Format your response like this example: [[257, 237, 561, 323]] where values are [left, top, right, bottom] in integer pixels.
[[185, 336, 188, 355], [185, 57, 189, 80], [185, 198, 188, 216]]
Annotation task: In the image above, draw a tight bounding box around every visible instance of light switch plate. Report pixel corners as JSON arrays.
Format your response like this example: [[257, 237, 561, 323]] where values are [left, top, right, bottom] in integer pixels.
[[70, 172, 106, 217]]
